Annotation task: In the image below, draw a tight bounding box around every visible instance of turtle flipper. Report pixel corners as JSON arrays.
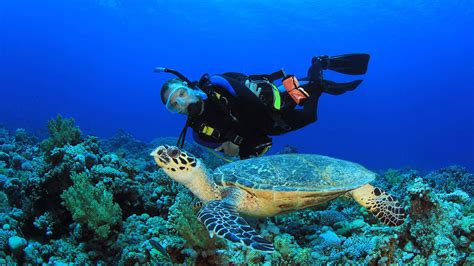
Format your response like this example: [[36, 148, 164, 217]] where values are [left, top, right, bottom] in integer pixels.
[[351, 184, 406, 226], [197, 200, 274, 252]]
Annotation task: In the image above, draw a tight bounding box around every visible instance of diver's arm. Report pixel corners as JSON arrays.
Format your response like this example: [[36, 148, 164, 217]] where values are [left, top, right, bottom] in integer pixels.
[[215, 141, 240, 157], [239, 135, 272, 159]]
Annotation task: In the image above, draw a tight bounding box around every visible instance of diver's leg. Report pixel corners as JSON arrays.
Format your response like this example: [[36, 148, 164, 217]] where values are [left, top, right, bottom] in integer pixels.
[[280, 85, 322, 131], [307, 55, 365, 95], [322, 80, 363, 95], [307, 57, 324, 84]]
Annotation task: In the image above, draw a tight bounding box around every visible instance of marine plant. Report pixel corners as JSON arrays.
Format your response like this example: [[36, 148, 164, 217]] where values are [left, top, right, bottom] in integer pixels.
[[41, 115, 81, 162], [61, 172, 122, 240]]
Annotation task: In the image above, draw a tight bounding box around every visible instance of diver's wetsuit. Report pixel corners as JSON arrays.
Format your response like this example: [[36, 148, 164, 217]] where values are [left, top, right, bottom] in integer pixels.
[[162, 53, 368, 158], [187, 72, 323, 158]]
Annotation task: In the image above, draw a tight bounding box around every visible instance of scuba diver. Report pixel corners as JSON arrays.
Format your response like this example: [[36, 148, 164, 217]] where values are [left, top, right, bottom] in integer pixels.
[[156, 53, 370, 159]]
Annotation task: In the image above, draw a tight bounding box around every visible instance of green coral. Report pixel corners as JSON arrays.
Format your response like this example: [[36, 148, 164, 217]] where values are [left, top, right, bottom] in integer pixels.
[[61, 172, 122, 240], [0, 191, 9, 211], [167, 191, 219, 250], [384, 169, 403, 185], [455, 214, 473, 235], [272, 233, 312, 264], [0, 161, 7, 175], [41, 115, 82, 161], [335, 219, 368, 236]]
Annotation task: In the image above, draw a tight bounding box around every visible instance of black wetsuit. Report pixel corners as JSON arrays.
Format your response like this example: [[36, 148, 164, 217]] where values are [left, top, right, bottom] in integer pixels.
[[187, 72, 323, 158]]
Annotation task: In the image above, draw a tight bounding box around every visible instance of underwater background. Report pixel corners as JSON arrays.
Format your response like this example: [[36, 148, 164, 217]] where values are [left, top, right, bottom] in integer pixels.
[[0, 0, 473, 265], [1, 0, 473, 170]]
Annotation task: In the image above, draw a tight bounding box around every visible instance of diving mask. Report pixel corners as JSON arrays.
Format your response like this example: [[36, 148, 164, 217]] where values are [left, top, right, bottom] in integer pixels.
[[165, 85, 207, 114]]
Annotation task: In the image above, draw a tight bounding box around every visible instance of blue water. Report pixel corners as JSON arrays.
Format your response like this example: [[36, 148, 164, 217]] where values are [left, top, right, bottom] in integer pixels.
[[1, 0, 473, 170]]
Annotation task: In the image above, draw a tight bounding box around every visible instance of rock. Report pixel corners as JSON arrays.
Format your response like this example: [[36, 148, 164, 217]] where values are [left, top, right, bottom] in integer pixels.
[[459, 236, 470, 248], [335, 219, 367, 236], [0, 144, 15, 153], [11, 154, 25, 170], [0, 174, 7, 186], [21, 161, 33, 171], [84, 153, 98, 169], [320, 230, 342, 245], [2, 224, 10, 230], [0, 152, 9, 164], [8, 236, 27, 254], [403, 252, 414, 261], [403, 241, 415, 252]]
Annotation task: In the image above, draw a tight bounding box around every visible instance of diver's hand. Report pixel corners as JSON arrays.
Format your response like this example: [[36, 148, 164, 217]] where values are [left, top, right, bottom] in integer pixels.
[[215, 141, 240, 157]]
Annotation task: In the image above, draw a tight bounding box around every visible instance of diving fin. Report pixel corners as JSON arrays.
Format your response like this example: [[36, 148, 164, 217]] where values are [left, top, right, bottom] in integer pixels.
[[313, 53, 370, 75], [322, 79, 363, 95]]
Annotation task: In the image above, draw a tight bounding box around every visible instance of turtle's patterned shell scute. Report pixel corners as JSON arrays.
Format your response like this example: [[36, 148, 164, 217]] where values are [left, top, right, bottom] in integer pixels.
[[214, 154, 376, 192]]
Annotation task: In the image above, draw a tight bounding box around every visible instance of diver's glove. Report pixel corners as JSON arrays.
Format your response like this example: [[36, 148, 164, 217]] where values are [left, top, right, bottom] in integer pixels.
[[214, 141, 240, 157]]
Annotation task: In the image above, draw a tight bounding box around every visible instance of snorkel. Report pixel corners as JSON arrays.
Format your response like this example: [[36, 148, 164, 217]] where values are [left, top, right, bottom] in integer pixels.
[[154, 67, 197, 90]]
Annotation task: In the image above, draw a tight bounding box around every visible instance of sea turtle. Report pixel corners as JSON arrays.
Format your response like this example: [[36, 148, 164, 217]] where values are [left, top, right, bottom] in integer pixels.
[[150, 145, 406, 252]]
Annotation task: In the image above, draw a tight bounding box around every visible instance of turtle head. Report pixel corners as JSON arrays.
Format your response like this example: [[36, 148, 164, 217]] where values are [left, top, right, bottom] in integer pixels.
[[151, 145, 221, 201], [150, 145, 199, 184]]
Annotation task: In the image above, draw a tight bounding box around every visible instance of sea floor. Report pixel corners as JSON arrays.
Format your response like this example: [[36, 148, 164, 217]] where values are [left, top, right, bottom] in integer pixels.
[[0, 117, 472, 265]]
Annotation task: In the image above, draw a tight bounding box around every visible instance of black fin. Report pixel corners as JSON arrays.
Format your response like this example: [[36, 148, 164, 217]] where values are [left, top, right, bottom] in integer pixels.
[[319, 53, 370, 75], [322, 79, 363, 95]]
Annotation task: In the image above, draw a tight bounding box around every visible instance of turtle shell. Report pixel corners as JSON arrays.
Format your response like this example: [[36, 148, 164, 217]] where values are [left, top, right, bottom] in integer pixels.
[[213, 154, 376, 192]]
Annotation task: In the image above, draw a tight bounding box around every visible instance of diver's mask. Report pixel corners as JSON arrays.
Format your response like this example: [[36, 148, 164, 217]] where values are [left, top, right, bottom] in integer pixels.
[[165, 85, 207, 116]]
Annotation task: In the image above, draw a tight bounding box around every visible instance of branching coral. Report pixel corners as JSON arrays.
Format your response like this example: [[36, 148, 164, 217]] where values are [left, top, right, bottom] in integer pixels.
[[342, 234, 376, 259], [273, 233, 312, 264], [407, 177, 470, 264], [424, 166, 474, 196], [317, 210, 347, 226]]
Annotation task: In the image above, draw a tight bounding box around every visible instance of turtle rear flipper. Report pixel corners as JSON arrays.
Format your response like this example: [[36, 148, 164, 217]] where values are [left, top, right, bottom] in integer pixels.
[[197, 200, 274, 252], [350, 184, 406, 226]]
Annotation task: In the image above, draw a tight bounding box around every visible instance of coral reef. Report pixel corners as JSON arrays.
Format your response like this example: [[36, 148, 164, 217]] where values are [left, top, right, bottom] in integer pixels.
[[0, 117, 472, 264]]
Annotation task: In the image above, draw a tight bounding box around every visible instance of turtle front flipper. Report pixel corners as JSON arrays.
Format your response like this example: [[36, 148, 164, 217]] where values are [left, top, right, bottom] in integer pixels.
[[197, 200, 274, 252], [350, 184, 406, 226]]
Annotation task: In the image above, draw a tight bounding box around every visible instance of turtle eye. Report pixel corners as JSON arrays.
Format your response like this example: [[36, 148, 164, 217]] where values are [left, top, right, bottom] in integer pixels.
[[156, 147, 164, 156], [167, 147, 180, 158]]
